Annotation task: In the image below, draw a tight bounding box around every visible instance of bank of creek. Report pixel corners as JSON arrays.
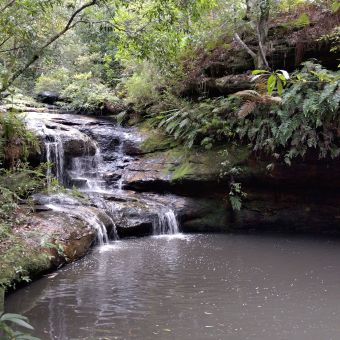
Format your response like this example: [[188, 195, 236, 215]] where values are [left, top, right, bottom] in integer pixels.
[[4, 110, 340, 339]]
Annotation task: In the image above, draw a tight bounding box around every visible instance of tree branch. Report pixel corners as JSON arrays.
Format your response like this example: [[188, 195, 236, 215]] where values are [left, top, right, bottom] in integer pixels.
[[1, 0, 16, 12], [0, 45, 28, 54], [256, 25, 269, 69], [0, 0, 99, 93], [0, 37, 11, 49], [233, 33, 257, 61]]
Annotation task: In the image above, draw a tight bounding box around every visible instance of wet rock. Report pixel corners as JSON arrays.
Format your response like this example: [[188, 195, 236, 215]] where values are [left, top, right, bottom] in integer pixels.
[[122, 146, 242, 194], [0, 200, 115, 289], [36, 91, 60, 105], [25, 113, 98, 160]]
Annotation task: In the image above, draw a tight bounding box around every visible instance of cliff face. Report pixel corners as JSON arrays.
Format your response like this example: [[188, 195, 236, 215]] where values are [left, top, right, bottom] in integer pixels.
[[131, 126, 340, 235]]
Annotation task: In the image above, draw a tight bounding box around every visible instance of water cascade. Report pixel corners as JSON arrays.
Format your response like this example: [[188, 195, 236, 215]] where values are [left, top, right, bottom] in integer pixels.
[[45, 134, 65, 187], [153, 209, 180, 235], [46, 204, 110, 245], [116, 141, 125, 191], [68, 146, 105, 192], [26, 112, 182, 243]]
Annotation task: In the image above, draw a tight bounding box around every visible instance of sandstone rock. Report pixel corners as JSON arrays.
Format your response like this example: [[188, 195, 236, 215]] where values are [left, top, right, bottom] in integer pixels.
[[36, 91, 60, 105]]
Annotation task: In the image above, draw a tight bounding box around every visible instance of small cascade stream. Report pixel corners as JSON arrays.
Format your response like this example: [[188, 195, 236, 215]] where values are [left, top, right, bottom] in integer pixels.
[[26, 112, 182, 243], [154, 209, 181, 235], [45, 134, 65, 186], [46, 203, 110, 244]]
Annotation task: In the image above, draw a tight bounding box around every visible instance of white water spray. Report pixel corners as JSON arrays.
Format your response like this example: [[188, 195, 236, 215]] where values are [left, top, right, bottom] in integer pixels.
[[45, 133, 65, 188], [46, 204, 109, 245], [153, 209, 180, 235]]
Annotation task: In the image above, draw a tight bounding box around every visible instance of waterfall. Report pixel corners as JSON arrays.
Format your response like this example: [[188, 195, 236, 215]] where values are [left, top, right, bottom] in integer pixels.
[[117, 141, 124, 191], [153, 209, 180, 235], [46, 204, 110, 245], [27, 113, 185, 244], [45, 134, 65, 187], [84, 211, 109, 245], [87, 195, 119, 241], [69, 146, 105, 192]]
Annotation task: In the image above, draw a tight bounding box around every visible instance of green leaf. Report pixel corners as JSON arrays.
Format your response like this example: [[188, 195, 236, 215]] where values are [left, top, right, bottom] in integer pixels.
[[277, 78, 283, 96], [1, 313, 34, 330], [252, 69, 269, 75], [229, 195, 242, 211], [331, 1, 340, 12], [267, 74, 276, 94], [277, 74, 287, 86]]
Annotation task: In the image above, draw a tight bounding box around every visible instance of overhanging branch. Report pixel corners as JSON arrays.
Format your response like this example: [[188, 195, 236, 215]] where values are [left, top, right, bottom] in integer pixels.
[[233, 33, 257, 61], [1, 0, 16, 13], [0, 0, 99, 93]]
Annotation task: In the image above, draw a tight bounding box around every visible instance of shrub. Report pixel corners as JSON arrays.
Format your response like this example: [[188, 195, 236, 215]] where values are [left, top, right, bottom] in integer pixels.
[[147, 62, 340, 163], [61, 72, 119, 113], [35, 68, 70, 94], [123, 61, 165, 109], [0, 111, 40, 168]]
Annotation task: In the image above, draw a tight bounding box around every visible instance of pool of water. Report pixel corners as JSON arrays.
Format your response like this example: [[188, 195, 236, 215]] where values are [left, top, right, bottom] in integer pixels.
[[5, 234, 340, 339]]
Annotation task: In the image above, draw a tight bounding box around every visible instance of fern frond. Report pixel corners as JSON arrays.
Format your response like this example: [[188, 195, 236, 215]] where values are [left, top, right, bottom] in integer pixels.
[[234, 90, 262, 102], [262, 95, 282, 104], [237, 101, 257, 118]]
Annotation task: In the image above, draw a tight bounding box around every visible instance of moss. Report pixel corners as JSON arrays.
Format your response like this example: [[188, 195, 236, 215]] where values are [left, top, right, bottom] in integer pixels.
[[171, 162, 193, 181], [143, 143, 251, 182], [138, 122, 178, 153], [0, 235, 50, 290], [281, 13, 310, 29]]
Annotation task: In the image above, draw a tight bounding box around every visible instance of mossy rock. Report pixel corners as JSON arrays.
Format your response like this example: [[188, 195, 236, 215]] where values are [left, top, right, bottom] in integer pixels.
[[125, 126, 251, 192]]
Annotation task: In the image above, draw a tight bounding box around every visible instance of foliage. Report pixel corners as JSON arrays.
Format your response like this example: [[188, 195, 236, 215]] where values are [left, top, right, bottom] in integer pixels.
[[234, 90, 282, 118], [124, 62, 164, 108], [60, 72, 119, 113], [147, 62, 339, 164], [113, 0, 218, 67], [0, 164, 47, 222], [35, 68, 70, 94], [318, 26, 340, 54], [0, 312, 39, 340], [281, 13, 310, 28], [229, 182, 246, 211], [251, 69, 290, 95], [0, 0, 105, 93], [0, 111, 40, 167], [147, 94, 233, 148], [231, 62, 340, 163]]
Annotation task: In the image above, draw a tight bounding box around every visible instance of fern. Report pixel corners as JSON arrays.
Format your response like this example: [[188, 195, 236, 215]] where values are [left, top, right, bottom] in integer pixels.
[[234, 90, 282, 119]]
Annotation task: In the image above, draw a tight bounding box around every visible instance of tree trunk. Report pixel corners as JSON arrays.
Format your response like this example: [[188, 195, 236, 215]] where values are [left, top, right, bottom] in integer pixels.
[[257, 0, 270, 69], [234, 0, 270, 70]]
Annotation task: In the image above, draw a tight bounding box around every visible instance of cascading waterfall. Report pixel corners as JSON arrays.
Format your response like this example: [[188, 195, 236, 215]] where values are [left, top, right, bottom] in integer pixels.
[[87, 194, 119, 240], [45, 133, 65, 188], [29, 112, 183, 244], [116, 142, 124, 191], [153, 209, 180, 235], [69, 146, 105, 192], [46, 204, 109, 245]]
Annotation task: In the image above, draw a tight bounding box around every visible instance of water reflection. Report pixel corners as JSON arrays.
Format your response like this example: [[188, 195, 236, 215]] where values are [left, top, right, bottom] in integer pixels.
[[6, 234, 340, 339]]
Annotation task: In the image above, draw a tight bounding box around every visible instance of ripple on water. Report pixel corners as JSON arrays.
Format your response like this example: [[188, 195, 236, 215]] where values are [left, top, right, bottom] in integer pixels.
[[5, 234, 340, 340]]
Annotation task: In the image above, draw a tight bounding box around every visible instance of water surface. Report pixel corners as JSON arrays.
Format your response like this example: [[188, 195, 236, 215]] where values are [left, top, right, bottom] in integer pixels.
[[6, 234, 340, 339]]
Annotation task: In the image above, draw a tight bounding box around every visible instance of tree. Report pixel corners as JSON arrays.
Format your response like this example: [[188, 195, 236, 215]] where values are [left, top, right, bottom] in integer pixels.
[[0, 0, 102, 95], [234, 0, 271, 69]]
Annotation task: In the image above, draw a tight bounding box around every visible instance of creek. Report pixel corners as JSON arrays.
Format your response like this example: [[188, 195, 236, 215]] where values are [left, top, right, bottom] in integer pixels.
[[5, 112, 340, 339], [6, 234, 340, 340]]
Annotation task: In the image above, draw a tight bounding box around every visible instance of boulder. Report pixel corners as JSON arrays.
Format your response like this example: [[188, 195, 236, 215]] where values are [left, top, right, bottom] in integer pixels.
[[36, 91, 60, 105], [0, 198, 115, 289]]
